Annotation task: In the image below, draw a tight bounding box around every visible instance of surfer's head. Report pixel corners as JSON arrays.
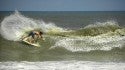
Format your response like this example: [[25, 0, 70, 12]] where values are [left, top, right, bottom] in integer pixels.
[[39, 31, 43, 35]]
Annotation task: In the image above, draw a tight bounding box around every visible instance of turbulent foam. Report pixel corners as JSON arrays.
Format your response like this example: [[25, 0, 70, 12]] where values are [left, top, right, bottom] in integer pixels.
[[51, 34, 125, 52], [0, 11, 66, 41], [0, 61, 125, 70], [51, 22, 125, 52]]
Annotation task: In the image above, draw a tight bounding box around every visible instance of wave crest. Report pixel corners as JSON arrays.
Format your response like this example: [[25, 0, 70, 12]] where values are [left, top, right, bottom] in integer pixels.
[[0, 11, 66, 41], [75, 21, 121, 36]]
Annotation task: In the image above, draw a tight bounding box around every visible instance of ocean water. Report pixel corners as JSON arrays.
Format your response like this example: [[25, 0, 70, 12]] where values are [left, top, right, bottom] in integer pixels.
[[0, 11, 125, 70]]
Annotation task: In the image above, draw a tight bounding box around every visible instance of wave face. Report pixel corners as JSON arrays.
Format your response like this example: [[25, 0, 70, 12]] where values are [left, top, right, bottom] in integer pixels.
[[0, 11, 66, 41]]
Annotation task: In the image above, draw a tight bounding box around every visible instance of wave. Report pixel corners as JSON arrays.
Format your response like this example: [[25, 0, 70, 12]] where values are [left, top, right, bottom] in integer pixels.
[[59, 21, 121, 36], [0, 11, 66, 41], [50, 21, 125, 52], [1, 11, 125, 52]]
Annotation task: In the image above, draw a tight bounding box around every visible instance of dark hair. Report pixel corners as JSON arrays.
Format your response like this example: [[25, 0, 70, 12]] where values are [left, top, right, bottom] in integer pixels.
[[39, 31, 43, 35]]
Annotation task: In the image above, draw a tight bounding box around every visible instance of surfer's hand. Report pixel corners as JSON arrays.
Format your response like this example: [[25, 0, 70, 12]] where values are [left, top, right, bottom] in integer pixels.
[[42, 38, 45, 41], [20, 37, 24, 40]]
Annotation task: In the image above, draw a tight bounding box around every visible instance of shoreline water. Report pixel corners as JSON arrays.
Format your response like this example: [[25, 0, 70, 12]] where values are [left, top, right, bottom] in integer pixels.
[[0, 61, 125, 70]]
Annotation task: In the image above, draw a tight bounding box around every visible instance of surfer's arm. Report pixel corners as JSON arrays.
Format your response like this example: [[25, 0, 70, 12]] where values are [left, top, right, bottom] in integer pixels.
[[39, 35, 45, 41]]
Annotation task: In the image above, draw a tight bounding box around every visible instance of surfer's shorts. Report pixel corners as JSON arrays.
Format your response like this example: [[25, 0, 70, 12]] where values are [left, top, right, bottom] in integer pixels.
[[28, 32, 35, 39]]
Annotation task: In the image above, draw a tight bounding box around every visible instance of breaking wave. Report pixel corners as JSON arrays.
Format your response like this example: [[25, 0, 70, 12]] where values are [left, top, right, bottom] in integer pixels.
[[0, 11, 66, 41], [1, 11, 125, 52], [50, 21, 125, 52]]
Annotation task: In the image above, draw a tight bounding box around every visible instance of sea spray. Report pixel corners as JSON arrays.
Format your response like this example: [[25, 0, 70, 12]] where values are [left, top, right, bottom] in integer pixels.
[[0, 11, 67, 41], [0, 11, 41, 41]]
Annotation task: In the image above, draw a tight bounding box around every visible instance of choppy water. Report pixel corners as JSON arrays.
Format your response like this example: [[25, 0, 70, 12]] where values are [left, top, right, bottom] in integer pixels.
[[0, 11, 125, 70]]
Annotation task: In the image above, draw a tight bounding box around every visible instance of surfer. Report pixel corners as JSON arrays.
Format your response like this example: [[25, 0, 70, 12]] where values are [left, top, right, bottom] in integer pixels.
[[29, 31, 43, 43], [22, 30, 43, 43]]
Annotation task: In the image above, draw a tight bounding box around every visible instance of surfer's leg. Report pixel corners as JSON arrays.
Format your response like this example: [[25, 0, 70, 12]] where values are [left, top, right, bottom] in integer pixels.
[[28, 37, 32, 43], [31, 39, 34, 43], [27, 36, 33, 43]]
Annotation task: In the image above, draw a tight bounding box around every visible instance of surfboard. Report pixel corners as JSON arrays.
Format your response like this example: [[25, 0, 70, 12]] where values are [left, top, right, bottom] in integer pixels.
[[22, 37, 40, 47]]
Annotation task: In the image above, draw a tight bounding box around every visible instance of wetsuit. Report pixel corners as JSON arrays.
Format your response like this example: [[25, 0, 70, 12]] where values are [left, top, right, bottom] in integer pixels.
[[28, 31, 36, 39]]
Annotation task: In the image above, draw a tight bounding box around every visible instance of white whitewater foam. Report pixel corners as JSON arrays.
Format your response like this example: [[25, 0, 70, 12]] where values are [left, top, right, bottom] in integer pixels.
[[50, 21, 125, 52], [0, 11, 41, 41], [0, 61, 125, 70], [51, 34, 125, 52]]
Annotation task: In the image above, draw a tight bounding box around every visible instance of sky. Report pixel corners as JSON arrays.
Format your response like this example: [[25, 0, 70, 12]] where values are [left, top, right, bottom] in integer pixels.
[[0, 0, 125, 11]]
